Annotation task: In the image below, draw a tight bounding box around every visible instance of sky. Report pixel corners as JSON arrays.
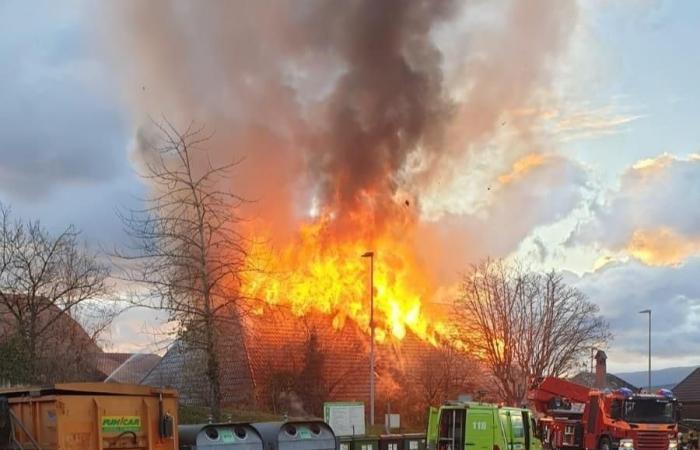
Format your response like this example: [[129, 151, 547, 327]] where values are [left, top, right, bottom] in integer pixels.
[[1, 0, 699, 374]]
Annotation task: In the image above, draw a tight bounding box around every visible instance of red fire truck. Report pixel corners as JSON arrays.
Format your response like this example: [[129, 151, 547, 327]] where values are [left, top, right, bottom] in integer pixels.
[[528, 377, 679, 450]]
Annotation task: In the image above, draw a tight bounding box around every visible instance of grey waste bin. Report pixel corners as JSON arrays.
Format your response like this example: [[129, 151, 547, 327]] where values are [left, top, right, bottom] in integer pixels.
[[402, 434, 426, 450], [338, 436, 353, 450], [350, 436, 379, 450], [251, 421, 337, 450], [379, 435, 403, 450], [179, 423, 263, 450]]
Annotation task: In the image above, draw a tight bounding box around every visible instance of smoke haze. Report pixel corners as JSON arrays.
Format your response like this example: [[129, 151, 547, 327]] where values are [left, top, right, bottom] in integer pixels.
[[101, 0, 582, 284]]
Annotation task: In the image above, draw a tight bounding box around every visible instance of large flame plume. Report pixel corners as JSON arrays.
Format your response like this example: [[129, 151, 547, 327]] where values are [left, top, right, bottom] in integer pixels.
[[102, 0, 580, 346], [243, 212, 450, 344]]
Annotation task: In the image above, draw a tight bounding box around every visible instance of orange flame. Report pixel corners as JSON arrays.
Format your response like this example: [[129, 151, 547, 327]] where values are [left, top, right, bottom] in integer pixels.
[[241, 213, 450, 344]]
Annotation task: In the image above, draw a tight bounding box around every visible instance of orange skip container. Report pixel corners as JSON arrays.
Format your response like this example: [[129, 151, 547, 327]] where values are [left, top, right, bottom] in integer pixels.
[[0, 383, 178, 450]]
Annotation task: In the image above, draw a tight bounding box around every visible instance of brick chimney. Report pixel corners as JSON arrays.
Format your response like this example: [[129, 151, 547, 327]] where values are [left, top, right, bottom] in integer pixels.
[[595, 350, 607, 389]]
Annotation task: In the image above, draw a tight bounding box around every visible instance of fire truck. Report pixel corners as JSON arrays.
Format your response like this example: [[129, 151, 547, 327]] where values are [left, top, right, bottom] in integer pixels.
[[528, 377, 679, 450]]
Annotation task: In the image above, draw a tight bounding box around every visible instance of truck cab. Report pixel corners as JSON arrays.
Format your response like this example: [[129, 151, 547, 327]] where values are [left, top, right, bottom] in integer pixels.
[[594, 390, 679, 450], [529, 377, 679, 450], [427, 402, 543, 450]]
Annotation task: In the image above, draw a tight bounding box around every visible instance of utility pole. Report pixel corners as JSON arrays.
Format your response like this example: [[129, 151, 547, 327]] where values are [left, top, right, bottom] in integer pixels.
[[362, 251, 375, 426], [639, 309, 652, 391]]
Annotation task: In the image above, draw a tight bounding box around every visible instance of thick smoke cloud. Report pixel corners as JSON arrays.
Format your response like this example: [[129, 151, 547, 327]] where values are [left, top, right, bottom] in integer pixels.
[[101, 0, 582, 264], [301, 0, 454, 227]]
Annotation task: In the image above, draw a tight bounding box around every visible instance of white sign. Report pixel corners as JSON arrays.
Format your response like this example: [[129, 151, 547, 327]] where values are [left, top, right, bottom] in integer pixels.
[[324, 402, 366, 437], [385, 414, 400, 429]]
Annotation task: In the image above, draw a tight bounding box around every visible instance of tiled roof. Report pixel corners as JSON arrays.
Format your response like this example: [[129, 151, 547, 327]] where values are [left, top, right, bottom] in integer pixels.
[[674, 368, 700, 402], [142, 310, 256, 406], [0, 296, 105, 383], [142, 304, 481, 414], [570, 372, 637, 391], [95, 353, 131, 377], [99, 353, 162, 384], [242, 308, 371, 404], [0, 298, 101, 354]]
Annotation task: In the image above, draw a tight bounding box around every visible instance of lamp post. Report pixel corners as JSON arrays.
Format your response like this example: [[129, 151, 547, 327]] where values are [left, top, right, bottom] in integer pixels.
[[639, 309, 651, 391], [361, 251, 375, 427]]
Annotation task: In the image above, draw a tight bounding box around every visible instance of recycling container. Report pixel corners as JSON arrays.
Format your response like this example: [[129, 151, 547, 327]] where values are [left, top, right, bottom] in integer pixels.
[[351, 436, 378, 450], [251, 421, 336, 450], [379, 435, 403, 450], [0, 382, 178, 450], [402, 434, 426, 450], [179, 423, 263, 450], [337, 436, 354, 450]]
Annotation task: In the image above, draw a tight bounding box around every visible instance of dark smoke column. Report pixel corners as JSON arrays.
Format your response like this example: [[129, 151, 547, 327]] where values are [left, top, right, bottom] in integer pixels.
[[304, 0, 455, 232]]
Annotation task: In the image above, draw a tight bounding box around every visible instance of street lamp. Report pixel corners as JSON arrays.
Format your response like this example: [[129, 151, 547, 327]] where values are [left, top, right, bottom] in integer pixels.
[[361, 251, 375, 426], [639, 309, 651, 391]]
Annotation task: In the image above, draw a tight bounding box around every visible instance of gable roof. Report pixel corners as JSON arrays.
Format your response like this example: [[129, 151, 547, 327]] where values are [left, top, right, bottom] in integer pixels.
[[570, 372, 637, 391], [98, 353, 162, 384], [673, 368, 700, 402], [0, 298, 101, 354], [141, 311, 256, 406], [142, 304, 481, 413]]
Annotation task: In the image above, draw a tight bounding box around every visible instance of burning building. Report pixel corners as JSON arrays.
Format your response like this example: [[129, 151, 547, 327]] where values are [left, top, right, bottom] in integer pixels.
[[143, 305, 482, 425], [108, 0, 582, 425]]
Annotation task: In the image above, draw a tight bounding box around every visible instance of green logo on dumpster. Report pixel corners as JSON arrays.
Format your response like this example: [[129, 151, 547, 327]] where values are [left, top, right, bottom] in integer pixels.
[[220, 429, 236, 443], [101, 416, 141, 433], [298, 427, 312, 439]]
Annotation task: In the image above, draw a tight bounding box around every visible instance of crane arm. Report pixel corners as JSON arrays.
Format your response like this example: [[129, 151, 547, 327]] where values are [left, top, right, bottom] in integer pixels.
[[528, 377, 592, 413]]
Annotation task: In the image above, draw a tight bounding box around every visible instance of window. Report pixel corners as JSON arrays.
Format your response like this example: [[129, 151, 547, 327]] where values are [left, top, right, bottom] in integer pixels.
[[611, 400, 622, 420], [511, 415, 524, 439], [438, 409, 465, 450]]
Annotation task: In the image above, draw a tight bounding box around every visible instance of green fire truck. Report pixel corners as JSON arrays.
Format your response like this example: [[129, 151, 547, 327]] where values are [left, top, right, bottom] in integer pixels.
[[427, 402, 543, 450]]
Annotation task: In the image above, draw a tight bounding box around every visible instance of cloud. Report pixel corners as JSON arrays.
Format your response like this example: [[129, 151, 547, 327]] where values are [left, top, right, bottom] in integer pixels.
[[416, 153, 588, 283], [571, 257, 700, 370], [554, 107, 644, 142], [104, 306, 174, 354], [571, 153, 700, 265], [626, 228, 700, 267], [510, 102, 645, 143], [0, 1, 126, 200]]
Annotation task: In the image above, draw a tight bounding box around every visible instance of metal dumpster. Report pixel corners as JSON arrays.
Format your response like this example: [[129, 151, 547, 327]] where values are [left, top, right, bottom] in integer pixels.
[[350, 436, 378, 450], [251, 421, 336, 450], [0, 382, 178, 450], [402, 434, 425, 450], [379, 435, 403, 450], [179, 423, 263, 450]]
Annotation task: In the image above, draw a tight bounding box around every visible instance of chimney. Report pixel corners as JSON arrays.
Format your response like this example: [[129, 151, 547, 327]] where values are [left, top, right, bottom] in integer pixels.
[[594, 350, 607, 389]]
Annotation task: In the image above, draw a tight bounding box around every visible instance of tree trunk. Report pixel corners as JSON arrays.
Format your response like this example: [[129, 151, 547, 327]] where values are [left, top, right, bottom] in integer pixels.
[[205, 316, 222, 421]]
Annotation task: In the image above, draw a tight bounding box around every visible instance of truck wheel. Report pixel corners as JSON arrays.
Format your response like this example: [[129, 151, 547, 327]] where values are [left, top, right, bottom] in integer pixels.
[[598, 437, 611, 450]]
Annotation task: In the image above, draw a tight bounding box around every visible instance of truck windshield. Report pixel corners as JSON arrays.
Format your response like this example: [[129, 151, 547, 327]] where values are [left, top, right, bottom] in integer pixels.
[[623, 399, 676, 423]]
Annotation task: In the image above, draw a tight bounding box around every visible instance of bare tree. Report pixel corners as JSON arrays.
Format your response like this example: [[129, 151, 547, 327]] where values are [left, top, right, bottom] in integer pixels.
[[115, 120, 248, 420], [0, 204, 111, 383], [454, 259, 610, 406], [415, 342, 478, 408]]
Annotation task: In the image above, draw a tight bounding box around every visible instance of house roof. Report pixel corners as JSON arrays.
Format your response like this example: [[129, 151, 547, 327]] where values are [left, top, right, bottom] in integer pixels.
[[142, 304, 480, 411], [141, 309, 256, 406], [570, 372, 637, 391], [673, 368, 700, 402], [0, 298, 101, 354], [241, 308, 371, 403], [98, 353, 162, 384]]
